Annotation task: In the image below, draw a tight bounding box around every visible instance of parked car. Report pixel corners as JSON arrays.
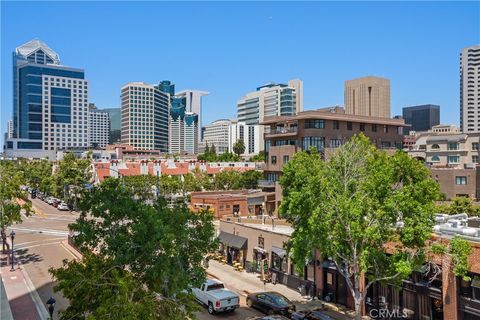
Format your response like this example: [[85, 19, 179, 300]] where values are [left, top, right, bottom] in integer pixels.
[[52, 198, 61, 207], [57, 202, 69, 211], [46, 197, 55, 205], [246, 292, 296, 316], [291, 309, 333, 320], [192, 279, 239, 314]]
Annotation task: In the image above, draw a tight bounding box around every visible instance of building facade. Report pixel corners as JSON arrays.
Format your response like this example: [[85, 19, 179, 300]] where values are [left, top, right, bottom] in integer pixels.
[[88, 103, 110, 148], [201, 119, 231, 154], [169, 96, 199, 154], [229, 120, 261, 156], [6, 120, 13, 139], [460, 45, 480, 132], [5, 39, 89, 160], [237, 79, 303, 151], [345, 76, 390, 118], [120, 82, 169, 152], [403, 104, 440, 134], [103, 107, 121, 144], [261, 108, 406, 212]]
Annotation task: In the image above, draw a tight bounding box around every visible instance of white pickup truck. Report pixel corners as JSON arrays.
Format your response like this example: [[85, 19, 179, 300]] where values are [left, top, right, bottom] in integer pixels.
[[192, 279, 240, 314]]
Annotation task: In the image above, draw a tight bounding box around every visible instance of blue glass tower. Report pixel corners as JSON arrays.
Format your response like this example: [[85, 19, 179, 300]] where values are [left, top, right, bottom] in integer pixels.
[[7, 39, 88, 158]]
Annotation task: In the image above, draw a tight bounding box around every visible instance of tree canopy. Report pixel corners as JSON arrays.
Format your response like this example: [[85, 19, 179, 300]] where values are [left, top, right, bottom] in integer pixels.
[[279, 134, 470, 319], [50, 178, 217, 319], [233, 139, 246, 156]]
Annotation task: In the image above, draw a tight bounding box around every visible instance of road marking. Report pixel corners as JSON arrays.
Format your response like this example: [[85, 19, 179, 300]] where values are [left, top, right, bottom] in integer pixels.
[[7, 227, 69, 237], [15, 241, 63, 250], [10, 276, 16, 280], [15, 238, 63, 247]]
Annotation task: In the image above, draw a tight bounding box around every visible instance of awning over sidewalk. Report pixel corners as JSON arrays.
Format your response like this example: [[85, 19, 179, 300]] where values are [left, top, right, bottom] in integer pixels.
[[218, 231, 247, 250], [271, 246, 286, 258]]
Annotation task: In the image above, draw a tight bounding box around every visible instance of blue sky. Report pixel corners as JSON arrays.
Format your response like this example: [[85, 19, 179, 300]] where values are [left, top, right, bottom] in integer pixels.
[[1, 1, 479, 144]]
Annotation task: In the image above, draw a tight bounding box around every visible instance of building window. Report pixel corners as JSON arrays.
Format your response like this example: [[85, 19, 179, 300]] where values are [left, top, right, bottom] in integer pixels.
[[271, 156, 277, 164], [448, 143, 459, 150], [383, 125, 388, 133], [271, 253, 287, 272], [473, 143, 479, 150], [448, 155, 460, 164], [473, 155, 479, 163], [258, 236, 264, 249], [305, 119, 325, 129], [456, 176, 467, 185], [302, 137, 325, 152], [283, 155, 289, 164], [347, 122, 353, 130], [431, 144, 440, 150], [359, 123, 365, 131], [333, 120, 340, 130], [431, 155, 440, 162], [372, 124, 377, 132], [330, 139, 342, 148]]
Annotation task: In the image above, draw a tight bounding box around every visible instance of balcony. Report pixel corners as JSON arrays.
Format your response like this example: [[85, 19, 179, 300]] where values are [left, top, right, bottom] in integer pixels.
[[258, 180, 276, 188], [265, 127, 298, 139]]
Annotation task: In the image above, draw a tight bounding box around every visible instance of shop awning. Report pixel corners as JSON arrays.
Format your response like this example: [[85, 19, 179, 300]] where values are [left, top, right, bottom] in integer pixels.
[[271, 246, 286, 258], [322, 260, 337, 270], [254, 246, 267, 254], [218, 231, 247, 250], [472, 277, 480, 289]]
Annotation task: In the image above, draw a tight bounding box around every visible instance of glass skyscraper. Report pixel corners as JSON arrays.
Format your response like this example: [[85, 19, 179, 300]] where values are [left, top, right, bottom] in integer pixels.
[[6, 39, 89, 159]]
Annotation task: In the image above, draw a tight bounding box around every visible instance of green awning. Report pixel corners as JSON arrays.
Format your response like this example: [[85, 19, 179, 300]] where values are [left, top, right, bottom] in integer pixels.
[[218, 231, 247, 250]]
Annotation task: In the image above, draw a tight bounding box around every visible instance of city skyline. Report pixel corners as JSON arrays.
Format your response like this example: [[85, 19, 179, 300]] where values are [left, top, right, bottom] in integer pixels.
[[1, 1, 479, 147]]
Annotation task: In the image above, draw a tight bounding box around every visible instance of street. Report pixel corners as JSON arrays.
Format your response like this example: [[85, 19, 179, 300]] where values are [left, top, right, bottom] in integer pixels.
[[2, 198, 80, 319]]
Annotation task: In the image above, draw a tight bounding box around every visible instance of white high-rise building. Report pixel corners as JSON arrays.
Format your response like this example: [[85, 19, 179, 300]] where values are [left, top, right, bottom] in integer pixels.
[[120, 82, 169, 151], [88, 104, 110, 148], [460, 45, 480, 132], [5, 39, 89, 160], [229, 120, 260, 156], [7, 120, 13, 139], [237, 79, 303, 150], [200, 119, 231, 154]]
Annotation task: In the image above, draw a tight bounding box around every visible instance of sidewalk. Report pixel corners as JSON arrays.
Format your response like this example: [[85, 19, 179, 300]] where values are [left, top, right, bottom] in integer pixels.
[[1, 241, 49, 320], [207, 260, 357, 320]]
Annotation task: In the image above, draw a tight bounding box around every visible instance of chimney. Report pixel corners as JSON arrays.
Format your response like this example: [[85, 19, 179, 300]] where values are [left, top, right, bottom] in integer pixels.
[[153, 160, 161, 177], [140, 160, 148, 175], [110, 160, 119, 178]]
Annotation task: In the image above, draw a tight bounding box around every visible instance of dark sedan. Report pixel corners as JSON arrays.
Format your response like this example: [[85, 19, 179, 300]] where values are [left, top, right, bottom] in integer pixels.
[[246, 292, 296, 316], [291, 309, 333, 320]]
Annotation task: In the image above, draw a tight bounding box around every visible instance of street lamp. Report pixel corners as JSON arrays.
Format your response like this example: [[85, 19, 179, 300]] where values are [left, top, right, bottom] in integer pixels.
[[46, 297, 56, 319], [10, 230, 15, 271]]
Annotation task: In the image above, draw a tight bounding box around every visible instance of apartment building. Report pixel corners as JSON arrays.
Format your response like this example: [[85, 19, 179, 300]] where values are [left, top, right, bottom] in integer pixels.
[[229, 120, 260, 156], [237, 79, 303, 151], [88, 103, 110, 148], [460, 45, 480, 132], [201, 119, 231, 153]]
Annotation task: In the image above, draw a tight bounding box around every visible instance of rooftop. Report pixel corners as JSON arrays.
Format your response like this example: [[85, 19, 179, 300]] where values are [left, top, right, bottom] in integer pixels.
[[16, 39, 60, 64]]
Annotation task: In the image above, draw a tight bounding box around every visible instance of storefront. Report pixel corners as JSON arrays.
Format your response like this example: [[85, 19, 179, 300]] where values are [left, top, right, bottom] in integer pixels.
[[218, 231, 247, 267]]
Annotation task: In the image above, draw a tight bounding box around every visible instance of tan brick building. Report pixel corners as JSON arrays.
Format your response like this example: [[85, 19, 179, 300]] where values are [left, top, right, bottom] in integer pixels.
[[344, 76, 391, 118]]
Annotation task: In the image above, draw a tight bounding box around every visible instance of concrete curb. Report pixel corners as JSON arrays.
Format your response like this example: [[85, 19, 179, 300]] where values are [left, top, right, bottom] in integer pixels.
[[21, 266, 49, 319], [60, 240, 83, 260]]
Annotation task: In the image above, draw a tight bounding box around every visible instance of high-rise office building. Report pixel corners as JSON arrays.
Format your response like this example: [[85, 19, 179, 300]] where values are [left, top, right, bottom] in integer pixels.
[[344, 76, 390, 118], [6, 120, 13, 139], [168, 95, 199, 154], [120, 82, 169, 151], [403, 104, 440, 134], [237, 79, 303, 151], [5, 39, 89, 160], [102, 108, 121, 144], [88, 104, 110, 148], [201, 119, 231, 154], [460, 45, 480, 132], [229, 120, 260, 156]]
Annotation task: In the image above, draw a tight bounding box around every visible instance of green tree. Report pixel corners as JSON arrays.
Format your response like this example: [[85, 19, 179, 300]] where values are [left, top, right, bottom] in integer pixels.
[[241, 170, 263, 189], [233, 139, 245, 156], [51, 178, 217, 319], [217, 152, 241, 162], [0, 161, 31, 251], [280, 135, 444, 319], [54, 153, 92, 205], [249, 151, 266, 162], [213, 171, 242, 190]]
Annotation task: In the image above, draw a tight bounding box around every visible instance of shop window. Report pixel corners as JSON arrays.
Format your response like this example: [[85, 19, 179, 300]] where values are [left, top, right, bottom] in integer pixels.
[[291, 264, 300, 277], [307, 261, 315, 282], [347, 122, 352, 130], [271, 253, 287, 272]]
